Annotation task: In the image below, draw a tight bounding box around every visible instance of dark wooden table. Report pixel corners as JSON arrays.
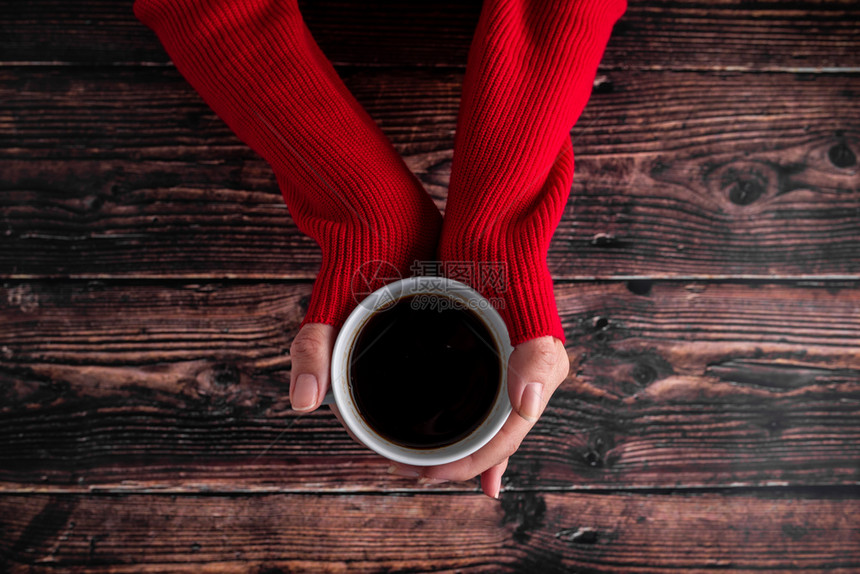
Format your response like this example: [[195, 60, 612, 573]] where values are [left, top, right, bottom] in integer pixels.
[[2, 1, 859, 571]]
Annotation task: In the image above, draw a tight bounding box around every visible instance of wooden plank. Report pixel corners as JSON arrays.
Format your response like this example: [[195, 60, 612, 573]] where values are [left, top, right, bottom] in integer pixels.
[[2, 67, 859, 279], [2, 0, 858, 70], [1, 490, 858, 572], [1, 281, 858, 492]]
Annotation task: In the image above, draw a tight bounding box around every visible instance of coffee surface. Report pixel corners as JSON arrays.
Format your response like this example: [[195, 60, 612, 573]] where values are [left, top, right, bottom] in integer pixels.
[[350, 294, 501, 449]]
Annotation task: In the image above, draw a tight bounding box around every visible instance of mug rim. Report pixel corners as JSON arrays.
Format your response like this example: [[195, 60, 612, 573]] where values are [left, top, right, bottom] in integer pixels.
[[330, 276, 513, 466]]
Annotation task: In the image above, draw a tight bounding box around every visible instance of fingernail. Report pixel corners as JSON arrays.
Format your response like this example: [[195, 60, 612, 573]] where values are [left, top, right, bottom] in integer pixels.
[[291, 373, 318, 411], [387, 465, 420, 478], [418, 477, 449, 486], [483, 477, 501, 499], [518, 382, 543, 423]]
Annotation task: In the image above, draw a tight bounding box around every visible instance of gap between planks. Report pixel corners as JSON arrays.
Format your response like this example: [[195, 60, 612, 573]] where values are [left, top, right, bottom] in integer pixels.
[[3, 275, 860, 280], [4, 61, 860, 74], [2, 484, 860, 496]]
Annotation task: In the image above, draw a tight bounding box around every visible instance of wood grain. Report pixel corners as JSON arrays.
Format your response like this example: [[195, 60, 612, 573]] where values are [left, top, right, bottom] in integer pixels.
[[2, 68, 858, 279], [1, 490, 858, 573], [4, 0, 859, 570], [1, 281, 857, 492], [2, 0, 858, 70]]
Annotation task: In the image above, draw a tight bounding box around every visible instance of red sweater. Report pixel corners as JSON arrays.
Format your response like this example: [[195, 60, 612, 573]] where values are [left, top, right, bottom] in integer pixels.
[[135, 0, 626, 346], [441, 0, 625, 344]]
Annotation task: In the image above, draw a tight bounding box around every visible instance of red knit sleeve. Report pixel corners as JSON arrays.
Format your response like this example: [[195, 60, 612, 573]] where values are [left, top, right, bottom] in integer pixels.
[[134, 0, 441, 328], [440, 0, 627, 346]]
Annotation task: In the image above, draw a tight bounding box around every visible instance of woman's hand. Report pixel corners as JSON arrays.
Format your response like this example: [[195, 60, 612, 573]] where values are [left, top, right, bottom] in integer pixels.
[[290, 323, 569, 499], [389, 336, 569, 498]]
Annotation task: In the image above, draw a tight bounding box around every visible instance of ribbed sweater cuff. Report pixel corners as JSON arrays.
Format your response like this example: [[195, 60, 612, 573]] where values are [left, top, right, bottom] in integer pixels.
[[440, 139, 574, 347], [439, 0, 625, 346]]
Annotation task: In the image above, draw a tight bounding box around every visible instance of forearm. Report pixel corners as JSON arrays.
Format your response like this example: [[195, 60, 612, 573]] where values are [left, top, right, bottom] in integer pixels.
[[135, 0, 441, 327], [441, 0, 627, 345]]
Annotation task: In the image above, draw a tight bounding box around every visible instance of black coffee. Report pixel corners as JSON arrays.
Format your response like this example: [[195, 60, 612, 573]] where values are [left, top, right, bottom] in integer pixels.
[[349, 294, 501, 449]]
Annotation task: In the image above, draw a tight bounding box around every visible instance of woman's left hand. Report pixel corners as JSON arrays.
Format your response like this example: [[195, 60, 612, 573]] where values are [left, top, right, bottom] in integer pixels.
[[390, 335, 570, 498]]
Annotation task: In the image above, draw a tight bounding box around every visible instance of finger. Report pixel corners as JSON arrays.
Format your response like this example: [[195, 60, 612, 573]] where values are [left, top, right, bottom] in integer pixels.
[[421, 409, 529, 482], [289, 323, 337, 412], [386, 462, 424, 479], [481, 457, 508, 499], [507, 336, 569, 423], [422, 338, 568, 482]]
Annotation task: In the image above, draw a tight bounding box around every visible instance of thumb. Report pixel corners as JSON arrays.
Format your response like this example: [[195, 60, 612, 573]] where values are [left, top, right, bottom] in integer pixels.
[[289, 323, 337, 412], [508, 336, 569, 423]]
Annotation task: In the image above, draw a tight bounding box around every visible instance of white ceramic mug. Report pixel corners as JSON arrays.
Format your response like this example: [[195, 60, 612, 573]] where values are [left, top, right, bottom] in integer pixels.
[[328, 276, 513, 466]]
